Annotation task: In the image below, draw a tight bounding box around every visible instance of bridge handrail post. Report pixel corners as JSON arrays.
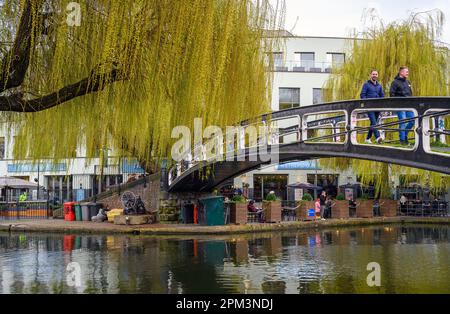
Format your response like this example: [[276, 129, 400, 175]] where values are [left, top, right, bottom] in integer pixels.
[[160, 158, 169, 192]]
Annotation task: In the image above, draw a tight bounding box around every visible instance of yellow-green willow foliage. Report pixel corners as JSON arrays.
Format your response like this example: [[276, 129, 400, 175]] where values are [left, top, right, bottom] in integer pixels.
[[1, 0, 284, 170], [322, 10, 449, 197]]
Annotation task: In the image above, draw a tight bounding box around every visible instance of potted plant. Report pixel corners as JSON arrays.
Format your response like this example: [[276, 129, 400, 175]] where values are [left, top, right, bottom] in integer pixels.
[[298, 193, 315, 220], [332, 193, 349, 219], [262, 191, 282, 223], [229, 195, 248, 224], [356, 194, 374, 218]]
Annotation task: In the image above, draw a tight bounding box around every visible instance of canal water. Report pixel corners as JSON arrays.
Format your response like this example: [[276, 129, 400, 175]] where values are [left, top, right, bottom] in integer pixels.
[[0, 225, 449, 294]]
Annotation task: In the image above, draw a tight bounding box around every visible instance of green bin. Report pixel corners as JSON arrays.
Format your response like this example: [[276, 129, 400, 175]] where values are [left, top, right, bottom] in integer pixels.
[[74, 203, 82, 221], [199, 196, 225, 226]]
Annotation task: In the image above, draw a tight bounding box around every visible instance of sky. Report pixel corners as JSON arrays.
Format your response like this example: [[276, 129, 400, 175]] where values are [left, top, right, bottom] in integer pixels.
[[281, 0, 450, 44]]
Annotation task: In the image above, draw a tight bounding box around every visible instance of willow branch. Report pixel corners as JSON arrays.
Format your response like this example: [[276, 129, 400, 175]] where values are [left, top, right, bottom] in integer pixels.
[[0, 0, 46, 93], [0, 68, 126, 112]]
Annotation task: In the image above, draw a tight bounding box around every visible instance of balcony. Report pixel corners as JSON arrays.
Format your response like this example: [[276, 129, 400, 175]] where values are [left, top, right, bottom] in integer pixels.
[[271, 61, 343, 73]]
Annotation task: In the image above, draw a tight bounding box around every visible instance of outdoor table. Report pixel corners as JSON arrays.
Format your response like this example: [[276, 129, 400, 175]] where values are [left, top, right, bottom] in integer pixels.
[[422, 202, 431, 216], [281, 207, 297, 221], [406, 201, 422, 216], [437, 201, 448, 217], [416, 201, 424, 216], [403, 200, 450, 217]]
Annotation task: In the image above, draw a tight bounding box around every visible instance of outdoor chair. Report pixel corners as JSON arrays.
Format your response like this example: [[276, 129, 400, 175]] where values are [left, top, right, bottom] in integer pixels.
[[247, 209, 265, 223], [422, 202, 432, 216], [433, 201, 448, 217], [442, 202, 449, 217], [282, 204, 300, 221], [406, 202, 415, 216], [247, 211, 257, 223]]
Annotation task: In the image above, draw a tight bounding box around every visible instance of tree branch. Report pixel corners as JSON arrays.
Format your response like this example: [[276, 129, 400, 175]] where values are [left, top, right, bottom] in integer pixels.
[[0, 68, 126, 112], [0, 0, 45, 93]]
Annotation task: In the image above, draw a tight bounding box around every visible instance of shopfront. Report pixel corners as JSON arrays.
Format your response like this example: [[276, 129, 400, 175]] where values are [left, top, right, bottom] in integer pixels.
[[253, 174, 288, 202], [307, 174, 339, 197]]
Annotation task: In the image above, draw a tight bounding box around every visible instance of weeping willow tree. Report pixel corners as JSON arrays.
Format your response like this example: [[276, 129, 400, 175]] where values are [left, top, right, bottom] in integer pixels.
[[322, 9, 450, 198], [0, 0, 285, 171]]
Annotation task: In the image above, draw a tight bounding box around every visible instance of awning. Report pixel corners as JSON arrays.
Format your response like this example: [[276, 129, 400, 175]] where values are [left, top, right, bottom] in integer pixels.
[[287, 182, 323, 190], [0, 177, 41, 189]]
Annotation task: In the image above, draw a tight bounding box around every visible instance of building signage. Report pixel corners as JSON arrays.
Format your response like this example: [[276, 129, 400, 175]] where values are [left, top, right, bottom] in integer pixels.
[[7, 162, 67, 173], [276, 161, 321, 170], [122, 158, 145, 174]]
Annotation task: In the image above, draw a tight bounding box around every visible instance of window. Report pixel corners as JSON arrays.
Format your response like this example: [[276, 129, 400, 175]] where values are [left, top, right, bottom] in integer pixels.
[[46, 175, 73, 203], [279, 88, 300, 110], [326, 53, 345, 67], [0, 137, 4, 159], [296, 52, 315, 70], [313, 88, 323, 104], [272, 52, 284, 68], [307, 174, 339, 197], [253, 174, 288, 202]]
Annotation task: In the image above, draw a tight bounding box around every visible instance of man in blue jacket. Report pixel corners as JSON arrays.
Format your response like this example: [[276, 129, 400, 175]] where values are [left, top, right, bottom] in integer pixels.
[[360, 69, 385, 144], [389, 66, 414, 146]]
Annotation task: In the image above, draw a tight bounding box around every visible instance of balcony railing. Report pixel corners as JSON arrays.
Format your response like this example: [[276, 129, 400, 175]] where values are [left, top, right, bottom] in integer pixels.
[[272, 61, 344, 73]]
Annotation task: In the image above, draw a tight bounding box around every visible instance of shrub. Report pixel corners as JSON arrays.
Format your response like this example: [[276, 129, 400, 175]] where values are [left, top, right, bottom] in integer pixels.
[[265, 193, 278, 202], [302, 193, 313, 201], [231, 195, 247, 203], [336, 193, 345, 201]]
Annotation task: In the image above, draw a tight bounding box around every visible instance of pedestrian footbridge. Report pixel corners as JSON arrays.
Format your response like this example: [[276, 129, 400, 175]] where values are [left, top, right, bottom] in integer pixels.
[[166, 97, 450, 192]]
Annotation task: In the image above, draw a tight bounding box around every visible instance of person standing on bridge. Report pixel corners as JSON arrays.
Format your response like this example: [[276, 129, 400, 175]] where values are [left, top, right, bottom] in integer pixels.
[[390, 66, 414, 146], [360, 69, 385, 144]]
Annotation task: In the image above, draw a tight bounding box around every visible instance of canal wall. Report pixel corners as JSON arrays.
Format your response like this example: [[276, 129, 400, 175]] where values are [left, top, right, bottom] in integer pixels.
[[93, 173, 161, 213], [158, 190, 215, 223], [1, 217, 449, 236], [91, 172, 213, 224]]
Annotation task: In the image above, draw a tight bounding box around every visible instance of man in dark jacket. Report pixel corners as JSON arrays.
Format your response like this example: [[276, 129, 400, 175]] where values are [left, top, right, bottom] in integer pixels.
[[319, 190, 327, 220], [390, 66, 414, 146], [360, 69, 385, 144]]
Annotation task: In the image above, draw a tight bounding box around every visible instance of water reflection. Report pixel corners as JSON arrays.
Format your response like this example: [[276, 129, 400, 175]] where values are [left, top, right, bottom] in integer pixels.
[[0, 225, 449, 294]]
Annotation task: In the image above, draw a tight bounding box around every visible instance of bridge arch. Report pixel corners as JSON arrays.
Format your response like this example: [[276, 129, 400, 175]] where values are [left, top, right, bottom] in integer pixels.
[[167, 97, 450, 192]]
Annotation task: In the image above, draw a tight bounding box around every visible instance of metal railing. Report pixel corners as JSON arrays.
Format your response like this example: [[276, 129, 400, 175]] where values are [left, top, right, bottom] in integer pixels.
[[168, 98, 450, 188], [0, 201, 50, 220], [83, 173, 159, 202], [398, 201, 449, 217], [272, 61, 344, 73]]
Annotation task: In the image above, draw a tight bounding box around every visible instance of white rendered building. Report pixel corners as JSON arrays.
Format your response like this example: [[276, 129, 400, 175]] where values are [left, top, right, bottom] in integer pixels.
[[0, 124, 144, 202], [233, 35, 369, 201]]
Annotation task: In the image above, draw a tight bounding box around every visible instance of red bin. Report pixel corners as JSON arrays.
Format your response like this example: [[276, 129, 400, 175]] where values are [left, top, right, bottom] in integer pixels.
[[64, 202, 76, 221], [63, 235, 75, 251]]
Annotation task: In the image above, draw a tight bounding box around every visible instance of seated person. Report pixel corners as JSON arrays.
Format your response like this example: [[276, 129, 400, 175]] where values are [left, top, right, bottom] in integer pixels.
[[247, 200, 257, 212], [247, 200, 263, 221]]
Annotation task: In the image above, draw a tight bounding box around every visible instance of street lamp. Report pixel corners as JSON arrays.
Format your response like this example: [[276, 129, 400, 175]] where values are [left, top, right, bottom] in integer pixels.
[[34, 162, 40, 200]]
